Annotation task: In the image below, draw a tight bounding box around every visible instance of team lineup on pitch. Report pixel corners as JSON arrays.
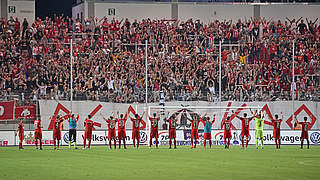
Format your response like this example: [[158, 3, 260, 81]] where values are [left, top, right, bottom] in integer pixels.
[[16, 108, 313, 150]]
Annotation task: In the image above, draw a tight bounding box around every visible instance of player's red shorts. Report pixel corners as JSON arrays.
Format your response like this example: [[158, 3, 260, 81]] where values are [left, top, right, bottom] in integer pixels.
[[132, 129, 140, 139], [150, 130, 158, 139], [224, 130, 232, 139], [108, 129, 116, 140], [241, 128, 249, 137], [84, 130, 92, 140], [204, 133, 211, 140], [301, 131, 308, 139], [19, 131, 24, 141], [34, 130, 42, 139], [191, 130, 199, 139], [53, 130, 61, 140], [169, 129, 176, 139], [118, 130, 126, 140], [273, 129, 280, 139]]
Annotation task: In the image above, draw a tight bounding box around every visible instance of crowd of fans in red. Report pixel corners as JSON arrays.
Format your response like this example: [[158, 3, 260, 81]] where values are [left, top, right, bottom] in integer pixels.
[[0, 15, 319, 104]]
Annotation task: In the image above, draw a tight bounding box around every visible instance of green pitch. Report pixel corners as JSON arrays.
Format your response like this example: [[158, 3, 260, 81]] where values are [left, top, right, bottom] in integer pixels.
[[1, 145, 320, 180]]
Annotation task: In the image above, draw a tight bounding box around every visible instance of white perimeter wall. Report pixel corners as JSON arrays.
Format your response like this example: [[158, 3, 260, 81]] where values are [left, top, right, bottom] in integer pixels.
[[71, 2, 320, 23], [94, 3, 171, 21], [178, 4, 253, 23], [38, 100, 320, 131], [260, 4, 320, 22], [72, 1, 86, 22], [7, 0, 35, 23]]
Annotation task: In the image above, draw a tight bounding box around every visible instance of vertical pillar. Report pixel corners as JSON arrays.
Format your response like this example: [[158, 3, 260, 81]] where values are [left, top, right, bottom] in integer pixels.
[[171, 0, 178, 20]]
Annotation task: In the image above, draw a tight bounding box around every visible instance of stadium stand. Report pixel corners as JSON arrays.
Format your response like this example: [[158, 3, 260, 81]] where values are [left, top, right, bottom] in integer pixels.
[[0, 14, 319, 104]]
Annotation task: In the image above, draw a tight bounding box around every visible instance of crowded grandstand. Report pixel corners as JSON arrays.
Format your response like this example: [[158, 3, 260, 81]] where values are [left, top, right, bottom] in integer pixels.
[[1, 14, 319, 104]]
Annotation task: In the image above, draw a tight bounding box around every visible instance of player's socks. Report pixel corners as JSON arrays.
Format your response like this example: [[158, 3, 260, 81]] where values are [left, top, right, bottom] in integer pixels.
[[40, 140, 43, 150], [204, 140, 206, 148], [169, 139, 172, 149], [174, 139, 177, 149], [74, 142, 77, 149], [241, 139, 244, 148], [194, 140, 197, 148], [83, 139, 86, 149], [300, 139, 304, 149], [245, 139, 249, 148], [124, 140, 126, 149], [54, 140, 56, 149], [224, 139, 227, 147], [137, 139, 140, 148], [275, 139, 278, 148], [227, 139, 230, 148], [114, 140, 116, 149], [191, 138, 193, 148], [149, 139, 152, 147], [88, 140, 91, 149], [109, 140, 112, 149], [307, 139, 310, 149], [209, 140, 212, 148], [256, 139, 259, 148], [261, 139, 264, 148], [278, 139, 281, 149], [133, 139, 136, 148], [19, 142, 22, 149], [156, 139, 158, 148], [69, 141, 71, 149], [57, 140, 60, 149], [35, 140, 38, 149]]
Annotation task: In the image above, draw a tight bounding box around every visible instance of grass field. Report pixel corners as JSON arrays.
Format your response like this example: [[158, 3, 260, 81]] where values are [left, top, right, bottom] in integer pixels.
[[1, 145, 320, 180]]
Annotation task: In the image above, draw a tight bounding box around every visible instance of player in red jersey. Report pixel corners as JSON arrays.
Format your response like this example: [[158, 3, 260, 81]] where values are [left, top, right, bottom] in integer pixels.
[[187, 114, 202, 149], [101, 113, 117, 149], [130, 112, 145, 149], [167, 113, 178, 149], [83, 115, 94, 149], [271, 112, 283, 149], [295, 116, 311, 149], [149, 113, 160, 148], [34, 119, 43, 150], [201, 114, 216, 149], [232, 110, 254, 149], [16, 117, 25, 150], [117, 112, 128, 149], [222, 116, 232, 149], [52, 115, 64, 150]]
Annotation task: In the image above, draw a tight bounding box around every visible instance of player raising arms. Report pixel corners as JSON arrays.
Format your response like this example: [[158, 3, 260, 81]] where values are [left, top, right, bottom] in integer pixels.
[[201, 114, 216, 149], [68, 114, 79, 149], [52, 115, 64, 150], [222, 116, 232, 149], [295, 116, 311, 149], [167, 113, 178, 149], [117, 112, 128, 149], [187, 113, 201, 149], [149, 113, 160, 148], [252, 110, 265, 149], [83, 115, 94, 149], [16, 117, 25, 150], [130, 112, 145, 149], [34, 118, 43, 150], [271, 112, 283, 149], [100, 113, 117, 149], [232, 110, 254, 149]]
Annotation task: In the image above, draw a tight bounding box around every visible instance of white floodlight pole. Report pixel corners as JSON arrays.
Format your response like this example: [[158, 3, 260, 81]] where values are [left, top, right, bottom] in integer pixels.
[[292, 40, 295, 126], [219, 41, 222, 103], [70, 38, 73, 113]]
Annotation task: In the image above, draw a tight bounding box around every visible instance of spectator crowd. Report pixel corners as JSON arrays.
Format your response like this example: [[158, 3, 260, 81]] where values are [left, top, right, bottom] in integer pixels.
[[0, 15, 319, 104]]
